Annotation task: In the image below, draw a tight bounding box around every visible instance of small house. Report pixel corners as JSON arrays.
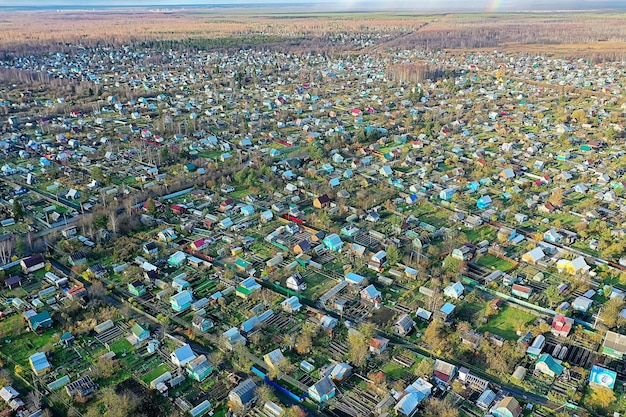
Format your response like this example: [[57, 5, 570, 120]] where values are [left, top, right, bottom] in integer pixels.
[[29, 352, 51, 376], [143, 241, 159, 255], [551, 315, 573, 338], [285, 273, 307, 291], [27, 311, 53, 332], [572, 296, 593, 312], [170, 290, 193, 312], [21, 254, 45, 274], [394, 314, 415, 336], [603, 331, 626, 359], [535, 353, 564, 378], [68, 251, 87, 267], [157, 228, 177, 242], [511, 284, 532, 299], [281, 296, 303, 313], [444, 282, 464, 299], [369, 336, 389, 355], [477, 195, 493, 210], [228, 379, 257, 410], [309, 377, 336, 403], [313, 194, 331, 209], [433, 359, 457, 384], [263, 349, 286, 370], [192, 315, 214, 332], [168, 251, 187, 267], [323, 234, 343, 252], [186, 355, 212, 382], [128, 280, 146, 297], [491, 397, 521, 417], [360, 284, 382, 307], [170, 344, 197, 367]]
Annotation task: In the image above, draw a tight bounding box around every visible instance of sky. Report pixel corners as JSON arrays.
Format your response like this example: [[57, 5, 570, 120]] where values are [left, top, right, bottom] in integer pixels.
[[0, 0, 624, 12]]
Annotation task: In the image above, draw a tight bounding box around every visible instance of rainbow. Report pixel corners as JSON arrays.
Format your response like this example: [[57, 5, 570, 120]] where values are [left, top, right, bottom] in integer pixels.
[[487, 0, 501, 13]]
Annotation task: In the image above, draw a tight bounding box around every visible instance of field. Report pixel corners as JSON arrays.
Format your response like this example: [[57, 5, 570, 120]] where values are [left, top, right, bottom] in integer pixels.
[[475, 254, 517, 272], [301, 272, 337, 300], [478, 305, 537, 341], [141, 363, 171, 385]]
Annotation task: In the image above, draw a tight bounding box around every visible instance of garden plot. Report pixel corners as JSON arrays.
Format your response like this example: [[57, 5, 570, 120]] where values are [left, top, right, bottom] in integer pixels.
[[543, 337, 598, 368], [95, 325, 125, 345], [342, 301, 372, 322], [353, 231, 381, 251], [264, 314, 296, 333], [205, 379, 231, 403], [328, 340, 349, 360], [296, 372, 315, 387], [331, 388, 378, 417], [315, 248, 337, 265]]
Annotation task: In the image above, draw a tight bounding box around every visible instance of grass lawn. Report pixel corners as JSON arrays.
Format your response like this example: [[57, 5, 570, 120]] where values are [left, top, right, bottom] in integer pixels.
[[141, 363, 170, 384], [230, 187, 251, 200], [464, 225, 496, 244], [0, 317, 59, 366], [382, 361, 408, 379], [478, 305, 537, 340], [475, 254, 516, 271], [108, 338, 133, 355], [301, 272, 336, 300]]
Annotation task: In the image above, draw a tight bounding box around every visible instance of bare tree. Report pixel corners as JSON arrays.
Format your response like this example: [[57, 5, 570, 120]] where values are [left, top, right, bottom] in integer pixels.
[[0, 236, 15, 264], [108, 211, 118, 235]]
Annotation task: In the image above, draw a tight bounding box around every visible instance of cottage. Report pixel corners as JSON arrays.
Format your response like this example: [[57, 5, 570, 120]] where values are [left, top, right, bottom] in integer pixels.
[[308, 377, 336, 403], [29, 352, 51, 376], [65, 375, 98, 400], [186, 355, 212, 382], [228, 379, 257, 410], [281, 296, 303, 313], [28, 311, 53, 332], [433, 359, 457, 384], [394, 314, 415, 336], [551, 315, 574, 338], [68, 251, 87, 267], [128, 280, 146, 297], [223, 328, 246, 350], [369, 336, 390, 355], [522, 247, 545, 264], [313, 194, 331, 209], [168, 251, 187, 267], [511, 284, 532, 299], [360, 284, 382, 307], [477, 195, 492, 210], [4, 276, 21, 290], [192, 315, 214, 332], [572, 296, 593, 312], [129, 324, 150, 345], [264, 349, 286, 369], [170, 290, 193, 312], [157, 228, 177, 242], [369, 250, 387, 271], [491, 397, 521, 417], [394, 378, 433, 417], [170, 344, 196, 367], [535, 353, 564, 378], [603, 331, 626, 359], [444, 282, 464, 299], [21, 254, 45, 273], [236, 277, 261, 299], [323, 234, 343, 251]]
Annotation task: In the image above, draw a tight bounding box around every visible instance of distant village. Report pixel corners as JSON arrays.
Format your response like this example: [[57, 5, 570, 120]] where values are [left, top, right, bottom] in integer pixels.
[[0, 26, 624, 417]]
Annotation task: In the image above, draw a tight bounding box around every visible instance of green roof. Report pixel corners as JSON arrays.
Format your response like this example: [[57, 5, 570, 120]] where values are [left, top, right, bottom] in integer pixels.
[[235, 258, 250, 268], [236, 286, 253, 296], [536, 353, 564, 376], [131, 323, 148, 337]]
